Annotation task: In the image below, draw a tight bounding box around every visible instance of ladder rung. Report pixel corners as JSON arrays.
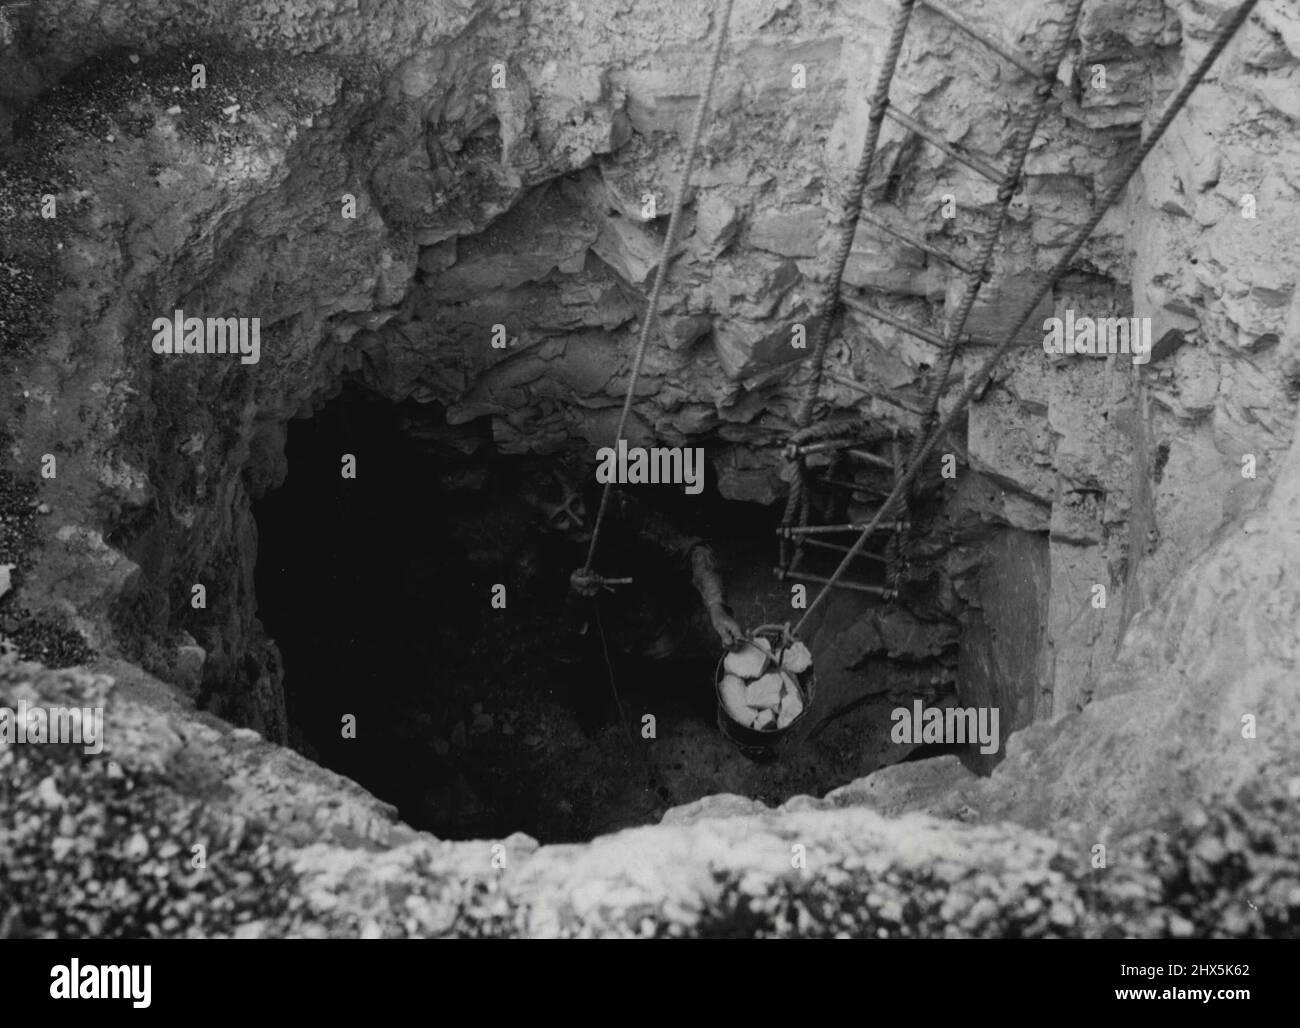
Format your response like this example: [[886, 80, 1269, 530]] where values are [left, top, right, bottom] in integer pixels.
[[821, 476, 889, 495], [841, 294, 998, 349], [883, 106, 1005, 184], [797, 537, 888, 562], [856, 209, 980, 277], [773, 568, 892, 598], [824, 372, 873, 396], [847, 448, 895, 470], [821, 372, 932, 418], [779, 521, 909, 538], [919, 0, 1044, 78], [789, 438, 865, 458], [788, 439, 894, 468], [842, 294, 945, 346], [789, 420, 866, 448]]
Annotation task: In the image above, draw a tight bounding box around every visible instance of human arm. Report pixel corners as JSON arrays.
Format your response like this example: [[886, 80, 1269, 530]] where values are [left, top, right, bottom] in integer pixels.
[[689, 543, 743, 648], [627, 495, 743, 648]]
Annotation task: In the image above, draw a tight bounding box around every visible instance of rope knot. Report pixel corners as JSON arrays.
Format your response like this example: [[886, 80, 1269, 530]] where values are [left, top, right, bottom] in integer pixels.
[[569, 569, 632, 597], [569, 569, 604, 596]]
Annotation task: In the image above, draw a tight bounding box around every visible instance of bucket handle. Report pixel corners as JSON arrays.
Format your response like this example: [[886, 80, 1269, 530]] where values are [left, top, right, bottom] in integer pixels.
[[748, 622, 796, 648]]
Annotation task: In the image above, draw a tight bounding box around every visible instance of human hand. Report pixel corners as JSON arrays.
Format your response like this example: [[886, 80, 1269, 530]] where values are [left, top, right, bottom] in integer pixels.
[[569, 568, 604, 597], [710, 607, 744, 648]]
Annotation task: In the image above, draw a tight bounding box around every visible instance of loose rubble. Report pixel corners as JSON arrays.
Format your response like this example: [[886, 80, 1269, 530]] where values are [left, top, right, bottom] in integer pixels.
[[718, 636, 811, 732]]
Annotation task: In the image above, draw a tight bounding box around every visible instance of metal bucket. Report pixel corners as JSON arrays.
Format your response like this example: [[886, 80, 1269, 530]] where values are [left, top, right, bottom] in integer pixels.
[[714, 624, 815, 760]]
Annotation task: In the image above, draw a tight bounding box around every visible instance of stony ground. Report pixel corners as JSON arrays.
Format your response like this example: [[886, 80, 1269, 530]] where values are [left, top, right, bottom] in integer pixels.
[[2, 655, 1296, 938]]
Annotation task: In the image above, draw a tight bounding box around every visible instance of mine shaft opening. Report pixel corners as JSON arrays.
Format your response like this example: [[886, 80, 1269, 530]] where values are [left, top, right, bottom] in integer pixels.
[[250, 382, 957, 843]]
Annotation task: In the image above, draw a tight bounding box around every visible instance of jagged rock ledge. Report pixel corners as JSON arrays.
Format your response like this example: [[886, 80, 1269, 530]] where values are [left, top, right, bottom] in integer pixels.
[[2, 651, 1297, 938]]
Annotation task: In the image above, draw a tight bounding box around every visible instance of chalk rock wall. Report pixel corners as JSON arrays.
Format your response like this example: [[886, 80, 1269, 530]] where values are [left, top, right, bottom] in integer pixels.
[[1, 0, 1298, 939], [1122, 0, 1300, 691], [1, 0, 1297, 750], [957, 0, 1300, 726], [832, 383, 1300, 848]]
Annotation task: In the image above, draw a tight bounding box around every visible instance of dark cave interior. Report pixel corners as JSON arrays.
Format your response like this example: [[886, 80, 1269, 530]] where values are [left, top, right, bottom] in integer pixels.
[[251, 380, 970, 843], [252, 381, 833, 842]]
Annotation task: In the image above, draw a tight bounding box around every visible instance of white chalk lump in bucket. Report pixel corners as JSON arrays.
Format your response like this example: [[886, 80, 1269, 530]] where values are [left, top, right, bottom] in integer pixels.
[[717, 633, 813, 731]]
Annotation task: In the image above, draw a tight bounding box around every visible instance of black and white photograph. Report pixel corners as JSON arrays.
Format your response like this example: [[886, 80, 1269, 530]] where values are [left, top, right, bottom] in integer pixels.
[[0, 0, 1295, 973]]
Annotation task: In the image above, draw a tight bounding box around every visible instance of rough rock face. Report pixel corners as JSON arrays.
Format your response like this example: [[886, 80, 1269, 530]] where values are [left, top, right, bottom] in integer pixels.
[[1, 0, 1292, 741], [3, 655, 1298, 937], [830, 403, 1300, 845], [1, 0, 1298, 936]]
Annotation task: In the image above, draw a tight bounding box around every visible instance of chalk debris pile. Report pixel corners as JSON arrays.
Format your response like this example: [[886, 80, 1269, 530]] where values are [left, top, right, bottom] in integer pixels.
[[718, 637, 811, 731]]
